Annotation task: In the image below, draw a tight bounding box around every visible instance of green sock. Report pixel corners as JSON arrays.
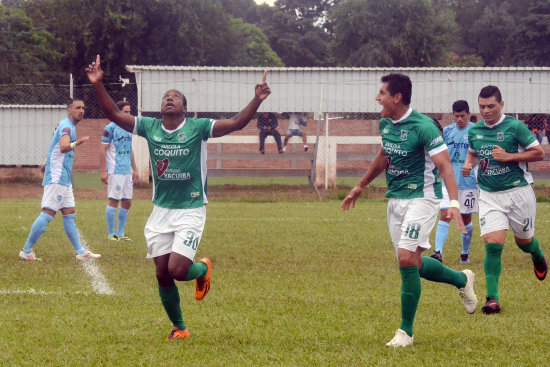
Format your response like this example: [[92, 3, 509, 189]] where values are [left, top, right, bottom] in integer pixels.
[[516, 237, 544, 262], [399, 266, 421, 337], [184, 261, 208, 281], [419, 256, 467, 288], [484, 243, 504, 301], [158, 283, 185, 330]]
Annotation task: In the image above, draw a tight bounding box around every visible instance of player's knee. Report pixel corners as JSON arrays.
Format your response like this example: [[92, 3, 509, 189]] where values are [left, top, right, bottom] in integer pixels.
[[168, 263, 190, 282]]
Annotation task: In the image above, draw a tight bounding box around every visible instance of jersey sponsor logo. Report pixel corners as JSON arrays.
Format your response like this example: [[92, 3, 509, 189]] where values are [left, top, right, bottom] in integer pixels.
[[497, 132, 504, 141], [479, 157, 489, 173], [178, 133, 187, 142], [191, 192, 200, 198], [400, 130, 408, 141], [153, 147, 190, 157], [407, 183, 417, 190], [386, 156, 392, 168], [156, 158, 169, 177], [429, 136, 443, 146], [513, 180, 521, 186], [476, 135, 483, 139], [383, 142, 408, 156], [62, 127, 71, 134]]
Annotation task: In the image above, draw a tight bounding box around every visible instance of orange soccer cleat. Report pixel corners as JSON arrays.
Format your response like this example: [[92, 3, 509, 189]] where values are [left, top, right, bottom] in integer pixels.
[[194, 258, 211, 301], [166, 327, 190, 341]]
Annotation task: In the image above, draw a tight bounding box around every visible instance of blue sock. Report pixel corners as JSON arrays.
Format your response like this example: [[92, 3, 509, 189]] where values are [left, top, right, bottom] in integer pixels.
[[106, 205, 116, 237], [117, 207, 129, 237], [23, 212, 54, 253], [435, 220, 450, 253], [62, 213, 86, 255], [462, 222, 473, 255]]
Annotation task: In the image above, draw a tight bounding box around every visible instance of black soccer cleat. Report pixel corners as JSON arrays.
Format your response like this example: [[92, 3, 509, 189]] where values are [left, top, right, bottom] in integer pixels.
[[430, 251, 443, 263], [481, 297, 501, 315], [533, 257, 548, 281]]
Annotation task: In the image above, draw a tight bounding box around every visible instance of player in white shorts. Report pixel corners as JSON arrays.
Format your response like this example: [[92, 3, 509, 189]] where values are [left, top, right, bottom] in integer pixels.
[[463, 85, 546, 315], [100, 100, 139, 241], [431, 100, 479, 264], [87, 54, 271, 341], [342, 73, 477, 348], [19, 99, 100, 261]]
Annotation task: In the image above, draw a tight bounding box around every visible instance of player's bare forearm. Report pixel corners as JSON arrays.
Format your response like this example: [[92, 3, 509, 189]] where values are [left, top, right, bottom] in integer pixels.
[[433, 150, 459, 200], [357, 149, 387, 189], [212, 97, 262, 137], [493, 145, 544, 163], [92, 82, 135, 133]]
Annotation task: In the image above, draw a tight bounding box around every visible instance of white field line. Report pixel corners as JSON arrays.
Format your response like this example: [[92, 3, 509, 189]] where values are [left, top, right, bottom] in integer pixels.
[[78, 234, 114, 296], [0, 288, 90, 296]]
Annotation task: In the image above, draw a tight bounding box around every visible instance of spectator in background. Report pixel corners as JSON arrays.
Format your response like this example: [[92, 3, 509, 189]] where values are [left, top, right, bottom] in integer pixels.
[[524, 114, 546, 144], [257, 112, 283, 154], [99, 100, 139, 241], [470, 115, 478, 123], [283, 112, 309, 152]]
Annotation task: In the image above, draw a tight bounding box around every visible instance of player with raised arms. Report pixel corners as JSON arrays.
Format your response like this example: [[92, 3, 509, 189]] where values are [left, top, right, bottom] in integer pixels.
[[86, 55, 271, 341]]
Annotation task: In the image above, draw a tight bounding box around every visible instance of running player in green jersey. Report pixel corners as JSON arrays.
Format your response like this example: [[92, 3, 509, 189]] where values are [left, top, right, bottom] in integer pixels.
[[463, 85, 547, 315], [342, 73, 477, 348], [86, 55, 271, 341]]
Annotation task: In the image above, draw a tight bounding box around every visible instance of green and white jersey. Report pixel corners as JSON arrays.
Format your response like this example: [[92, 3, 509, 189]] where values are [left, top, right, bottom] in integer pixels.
[[380, 109, 446, 199], [468, 115, 538, 192], [135, 116, 215, 209]]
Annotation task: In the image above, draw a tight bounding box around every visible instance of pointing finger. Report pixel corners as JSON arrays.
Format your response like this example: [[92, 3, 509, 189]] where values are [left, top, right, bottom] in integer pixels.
[[262, 70, 268, 83], [96, 54, 100, 67]]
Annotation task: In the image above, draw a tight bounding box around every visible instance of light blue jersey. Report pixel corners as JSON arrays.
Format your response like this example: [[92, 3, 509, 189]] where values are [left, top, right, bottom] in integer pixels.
[[443, 122, 477, 189], [101, 122, 133, 175], [42, 117, 76, 187]]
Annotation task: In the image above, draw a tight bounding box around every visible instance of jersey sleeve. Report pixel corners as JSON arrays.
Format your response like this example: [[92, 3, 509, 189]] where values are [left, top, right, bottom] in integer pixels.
[[420, 120, 445, 154], [197, 118, 215, 140], [516, 120, 538, 148], [59, 121, 72, 138], [101, 124, 112, 144], [136, 116, 156, 138]]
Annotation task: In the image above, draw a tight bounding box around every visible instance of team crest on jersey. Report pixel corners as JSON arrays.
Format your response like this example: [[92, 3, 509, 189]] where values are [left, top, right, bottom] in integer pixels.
[[479, 157, 489, 173], [178, 133, 187, 142], [155, 158, 169, 177], [103, 131, 109, 138], [57, 195, 62, 202], [62, 127, 71, 134], [400, 130, 408, 141], [497, 132, 504, 141]]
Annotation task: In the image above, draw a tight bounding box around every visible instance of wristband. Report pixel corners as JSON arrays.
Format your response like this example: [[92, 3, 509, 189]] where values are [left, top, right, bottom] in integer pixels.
[[70, 142, 77, 150], [450, 199, 460, 209]]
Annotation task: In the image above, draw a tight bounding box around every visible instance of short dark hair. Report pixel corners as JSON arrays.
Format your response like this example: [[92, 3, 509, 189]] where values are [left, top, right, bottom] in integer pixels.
[[452, 100, 470, 113], [116, 100, 130, 110], [164, 89, 187, 108], [479, 85, 502, 102], [381, 73, 412, 105], [67, 98, 83, 108], [470, 115, 478, 123]]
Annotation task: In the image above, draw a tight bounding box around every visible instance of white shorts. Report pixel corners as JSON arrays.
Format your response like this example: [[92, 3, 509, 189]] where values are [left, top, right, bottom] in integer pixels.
[[107, 174, 133, 201], [387, 197, 439, 256], [478, 185, 536, 239], [41, 184, 75, 212], [144, 205, 206, 260], [440, 186, 479, 214]]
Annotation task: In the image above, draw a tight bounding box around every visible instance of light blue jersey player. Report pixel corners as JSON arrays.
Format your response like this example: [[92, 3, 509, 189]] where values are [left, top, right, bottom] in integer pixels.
[[99, 101, 138, 241], [19, 99, 101, 261], [431, 100, 479, 264]]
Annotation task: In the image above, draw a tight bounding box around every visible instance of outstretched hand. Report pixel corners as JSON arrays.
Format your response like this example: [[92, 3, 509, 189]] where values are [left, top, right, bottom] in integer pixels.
[[85, 54, 104, 84], [255, 70, 271, 101]]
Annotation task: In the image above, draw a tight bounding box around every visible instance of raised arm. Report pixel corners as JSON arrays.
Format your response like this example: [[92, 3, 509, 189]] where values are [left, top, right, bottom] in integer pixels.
[[212, 70, 271, 138], [85, 55, 135, 133]]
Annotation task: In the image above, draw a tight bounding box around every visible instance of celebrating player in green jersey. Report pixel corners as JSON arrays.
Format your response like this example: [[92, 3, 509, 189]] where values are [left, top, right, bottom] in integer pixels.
[[463, 85, 547, 315], [86, 55, 271, 341], [342, 73, 477, 348]]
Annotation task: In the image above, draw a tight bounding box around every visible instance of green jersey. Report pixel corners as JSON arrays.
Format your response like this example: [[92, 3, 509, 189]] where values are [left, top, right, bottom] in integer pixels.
[[468, 115, 538, 192], [136, 116, 215, 209], [380, 109, 446, 199]]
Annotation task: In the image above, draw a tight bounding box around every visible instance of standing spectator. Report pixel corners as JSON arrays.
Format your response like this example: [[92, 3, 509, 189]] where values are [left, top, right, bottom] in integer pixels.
[[342, 73, 477, 348], [524, 114, 546, 144], [283, 112, 309, 152], [99, 100, 139, 241], [19, 99, 101, 261], [463, 85, 546, 315], [257, 112, 283, 154]]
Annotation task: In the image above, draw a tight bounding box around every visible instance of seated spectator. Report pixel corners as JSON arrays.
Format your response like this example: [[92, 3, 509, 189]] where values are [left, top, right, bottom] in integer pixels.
[[524, 114, 546, 144], [257, 112, 283, 154], [283, 112, 309, 152]]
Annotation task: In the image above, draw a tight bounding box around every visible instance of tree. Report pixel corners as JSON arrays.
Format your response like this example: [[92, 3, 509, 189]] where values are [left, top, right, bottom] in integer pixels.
[[511, 0, 550, 66], [330, 0, 457, 67]]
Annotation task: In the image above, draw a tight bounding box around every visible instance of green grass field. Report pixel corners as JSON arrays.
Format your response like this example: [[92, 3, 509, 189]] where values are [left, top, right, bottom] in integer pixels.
[[1, 198, 549, 366]]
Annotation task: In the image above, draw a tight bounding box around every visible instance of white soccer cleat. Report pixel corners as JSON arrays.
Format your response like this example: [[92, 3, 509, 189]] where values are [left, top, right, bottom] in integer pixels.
[[19, 250, 41, 261], [76, 251, 101, 260], [459, 269, 477, 314], [385, 329, 414, 347]]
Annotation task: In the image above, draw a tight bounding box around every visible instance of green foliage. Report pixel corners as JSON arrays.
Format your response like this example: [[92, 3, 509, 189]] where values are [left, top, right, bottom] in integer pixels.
[[2, 199, 550, 365], [511, 0, 550, 66], [330, 0, 457, 67]]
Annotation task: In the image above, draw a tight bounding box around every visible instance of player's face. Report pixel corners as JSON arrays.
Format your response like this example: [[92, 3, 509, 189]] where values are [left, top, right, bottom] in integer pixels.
[[376, 83, 399, 118], [453, 110, 470, 129], [161, 90, 186, 116], [478, 96, 503, 126], [68, 101, 85, 122], [121, 105, 131, 114]]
